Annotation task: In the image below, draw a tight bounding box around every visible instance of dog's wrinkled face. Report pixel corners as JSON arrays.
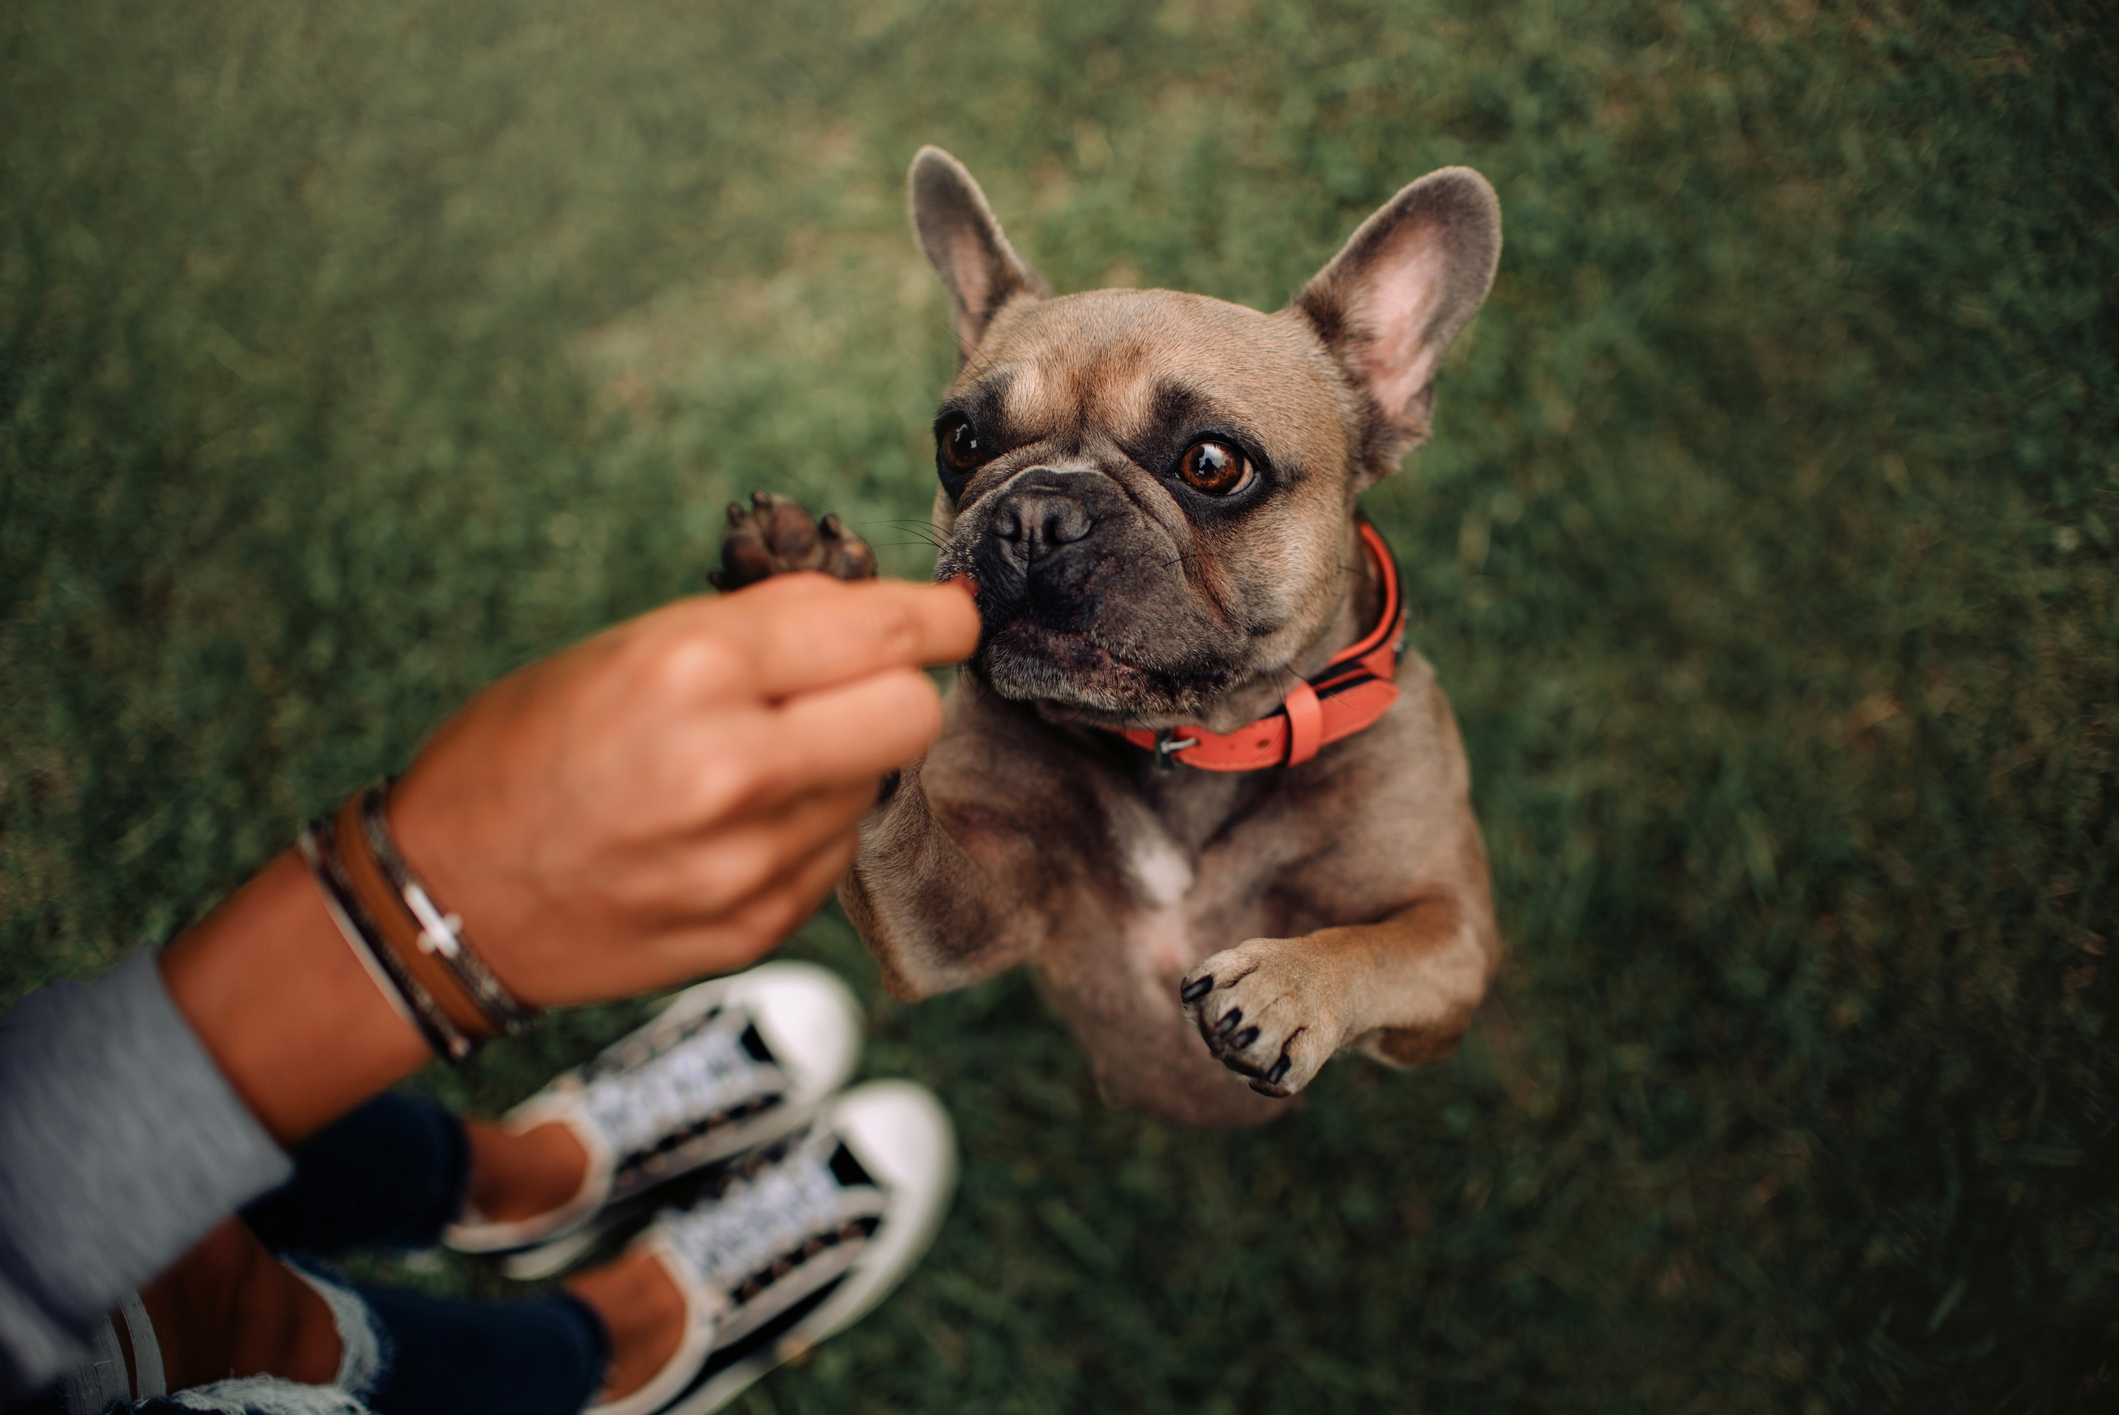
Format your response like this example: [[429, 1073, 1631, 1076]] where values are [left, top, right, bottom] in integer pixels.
[[929, 291, 1357, 724], [910, 148, 1500, 730]]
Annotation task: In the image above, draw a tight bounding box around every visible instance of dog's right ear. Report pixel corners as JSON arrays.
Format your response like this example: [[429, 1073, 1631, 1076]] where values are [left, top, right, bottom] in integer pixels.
[[910, 147, 1051, 359]]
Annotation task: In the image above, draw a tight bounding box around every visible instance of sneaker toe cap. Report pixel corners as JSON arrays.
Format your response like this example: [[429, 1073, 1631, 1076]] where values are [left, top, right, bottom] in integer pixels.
[[736, 961, 864, 1098], [831, 1080, 955, 1204]]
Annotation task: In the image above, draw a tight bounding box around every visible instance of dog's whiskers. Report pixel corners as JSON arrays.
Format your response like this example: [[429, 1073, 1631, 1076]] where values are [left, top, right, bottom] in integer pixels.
[[869, 518, 948, 551]]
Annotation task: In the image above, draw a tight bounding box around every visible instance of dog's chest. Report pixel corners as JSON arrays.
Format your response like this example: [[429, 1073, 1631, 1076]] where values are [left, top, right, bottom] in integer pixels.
[[1122, 831, 1197, 977], [1097, 780, 1303, 984]]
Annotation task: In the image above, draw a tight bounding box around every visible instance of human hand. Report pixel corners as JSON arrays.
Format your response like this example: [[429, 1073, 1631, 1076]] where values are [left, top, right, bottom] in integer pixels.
[[389, 572, 979, 1005], [162, 572, 976, 1142]]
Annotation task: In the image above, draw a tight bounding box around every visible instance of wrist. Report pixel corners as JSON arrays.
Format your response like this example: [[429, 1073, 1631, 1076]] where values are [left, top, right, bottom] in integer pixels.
[[160, 850, 433, 1145], [303, 784, 540, 1058]]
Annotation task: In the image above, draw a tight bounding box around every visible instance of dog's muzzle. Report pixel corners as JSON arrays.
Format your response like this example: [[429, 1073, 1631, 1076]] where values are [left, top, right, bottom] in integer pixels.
[[965, 468, 1132, 631]]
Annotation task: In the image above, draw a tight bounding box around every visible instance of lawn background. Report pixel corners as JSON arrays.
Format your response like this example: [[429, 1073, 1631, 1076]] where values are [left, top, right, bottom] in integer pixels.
[[3, 0, 2114, 1410]]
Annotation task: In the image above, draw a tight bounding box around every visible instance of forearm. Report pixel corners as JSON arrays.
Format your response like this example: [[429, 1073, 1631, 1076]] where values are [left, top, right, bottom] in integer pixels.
[[1323, 894, 1497, 1051], [841, 762, 1041, 998], [159, 849, 430, 1147]]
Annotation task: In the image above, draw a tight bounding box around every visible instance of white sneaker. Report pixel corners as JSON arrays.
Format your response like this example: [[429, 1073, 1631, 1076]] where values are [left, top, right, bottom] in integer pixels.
[[445, 961, 862, 1278], [586, 1080, 957, 1415]]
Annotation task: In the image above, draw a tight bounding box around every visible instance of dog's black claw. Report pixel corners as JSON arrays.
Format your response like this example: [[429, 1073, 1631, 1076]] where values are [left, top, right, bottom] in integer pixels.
[[1232, 1026, 1260, 1050], [1180, 977, 1213, 1004], [1266, 1055, 1291, 1085], [1214, 1008, 1244, 1037]]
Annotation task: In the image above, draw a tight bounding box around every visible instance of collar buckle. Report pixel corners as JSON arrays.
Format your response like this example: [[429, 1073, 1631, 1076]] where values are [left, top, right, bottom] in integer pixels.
[[1153, 728, 1201, 771]]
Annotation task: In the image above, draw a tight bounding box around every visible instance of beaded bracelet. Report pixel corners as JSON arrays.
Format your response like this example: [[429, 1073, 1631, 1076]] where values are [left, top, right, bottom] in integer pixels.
[[298, 782, 540, 1061]]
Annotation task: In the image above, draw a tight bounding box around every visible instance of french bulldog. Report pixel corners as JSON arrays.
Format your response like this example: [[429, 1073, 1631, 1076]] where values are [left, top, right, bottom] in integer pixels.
[[716, 147, 1502, 1126]]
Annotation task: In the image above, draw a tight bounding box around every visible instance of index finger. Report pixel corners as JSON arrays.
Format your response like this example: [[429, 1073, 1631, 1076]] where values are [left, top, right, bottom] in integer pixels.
[[716, 574, 981, 698]]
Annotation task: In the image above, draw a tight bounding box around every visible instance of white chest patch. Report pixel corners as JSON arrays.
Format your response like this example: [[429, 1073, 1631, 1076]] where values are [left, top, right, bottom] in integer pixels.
[[1127, 834, 1196, 978], [1130, 834, 1194, 907]]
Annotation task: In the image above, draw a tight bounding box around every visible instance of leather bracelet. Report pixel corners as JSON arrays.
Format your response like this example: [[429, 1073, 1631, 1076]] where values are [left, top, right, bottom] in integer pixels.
[[298, 783, 541, 1063], [330, 794, 497, 1049], [355, 783, 539, 1036], [299, 808, 475, 1061]]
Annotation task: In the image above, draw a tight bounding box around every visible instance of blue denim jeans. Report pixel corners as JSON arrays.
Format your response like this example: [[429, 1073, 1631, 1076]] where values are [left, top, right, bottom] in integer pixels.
[[10, 1094, 610, 1415], [232, 1092, 610, 1415]]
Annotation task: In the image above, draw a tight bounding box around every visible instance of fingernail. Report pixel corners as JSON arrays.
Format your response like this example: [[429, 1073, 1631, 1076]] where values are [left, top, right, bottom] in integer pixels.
[[1232, 1027, 1259, 1050], [1181, 977, 1213, 1003], [1266, 1056, 1291, 1085], [1215, 1008, 1244, 1037]]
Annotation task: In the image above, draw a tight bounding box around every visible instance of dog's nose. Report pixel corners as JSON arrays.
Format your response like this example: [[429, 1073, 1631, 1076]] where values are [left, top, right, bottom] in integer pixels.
[[991, 480, 1095, 561]]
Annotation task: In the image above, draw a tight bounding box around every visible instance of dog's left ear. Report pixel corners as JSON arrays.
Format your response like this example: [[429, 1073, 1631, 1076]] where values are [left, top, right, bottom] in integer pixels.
[[1293, 168, 1501, 465]]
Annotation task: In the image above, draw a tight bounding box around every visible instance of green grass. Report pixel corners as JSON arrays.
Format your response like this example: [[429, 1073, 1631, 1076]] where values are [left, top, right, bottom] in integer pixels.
[[4, 0, 2115, 1409]]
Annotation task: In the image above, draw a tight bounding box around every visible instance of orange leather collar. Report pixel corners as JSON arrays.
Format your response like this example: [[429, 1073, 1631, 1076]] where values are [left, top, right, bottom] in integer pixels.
[[1111, 519, 1407, 771]]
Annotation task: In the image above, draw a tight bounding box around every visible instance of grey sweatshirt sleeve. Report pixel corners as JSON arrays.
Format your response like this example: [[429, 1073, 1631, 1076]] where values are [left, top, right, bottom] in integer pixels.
[[0, 949, 294, 1398]]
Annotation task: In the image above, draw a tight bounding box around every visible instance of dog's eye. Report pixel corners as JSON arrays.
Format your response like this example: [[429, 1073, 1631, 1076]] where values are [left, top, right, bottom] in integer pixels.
[[1176, 439, 1250, 495], [938, 415, 985, 473]]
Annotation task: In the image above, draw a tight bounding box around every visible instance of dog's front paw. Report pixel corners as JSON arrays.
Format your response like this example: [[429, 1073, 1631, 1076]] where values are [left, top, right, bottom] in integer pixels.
[[1180, 940, 1344, 1098], [711, 490, 877, 590]]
